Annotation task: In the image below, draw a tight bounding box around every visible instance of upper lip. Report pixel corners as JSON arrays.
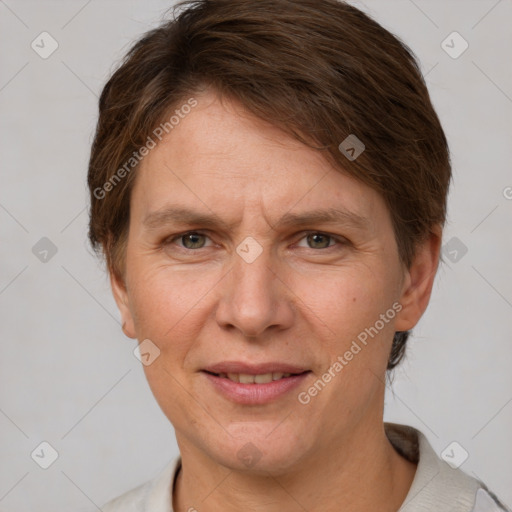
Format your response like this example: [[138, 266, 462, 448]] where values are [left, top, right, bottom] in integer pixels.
[[203, 362, 310, 375]]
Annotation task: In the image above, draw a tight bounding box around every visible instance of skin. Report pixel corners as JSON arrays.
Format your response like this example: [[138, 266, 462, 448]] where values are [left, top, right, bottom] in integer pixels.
[[111, 90, 441, 511]]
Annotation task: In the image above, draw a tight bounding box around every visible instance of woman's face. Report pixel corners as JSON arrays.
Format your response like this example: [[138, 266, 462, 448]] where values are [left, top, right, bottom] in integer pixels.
[[112, 91, 435, 474]]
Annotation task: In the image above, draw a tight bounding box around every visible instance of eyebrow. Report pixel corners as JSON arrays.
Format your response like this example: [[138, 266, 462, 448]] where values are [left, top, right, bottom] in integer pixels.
[[142, 206, 370, 232]]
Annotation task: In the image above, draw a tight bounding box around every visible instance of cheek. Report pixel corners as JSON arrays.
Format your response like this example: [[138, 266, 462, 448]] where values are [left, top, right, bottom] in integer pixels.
[[130, 263, 201, 325], [128, 267, 217, 419], [295, 270, 398, 424], [295, 265, 396, 345], [128, 264, 219, 359]]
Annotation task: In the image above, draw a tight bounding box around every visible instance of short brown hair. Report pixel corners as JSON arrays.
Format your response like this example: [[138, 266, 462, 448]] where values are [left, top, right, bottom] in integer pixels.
[[87, 0, 451, 370]]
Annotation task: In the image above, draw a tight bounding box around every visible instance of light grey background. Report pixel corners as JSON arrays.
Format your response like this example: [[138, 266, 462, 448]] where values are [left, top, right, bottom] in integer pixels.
[[1, 1, 511, 510]]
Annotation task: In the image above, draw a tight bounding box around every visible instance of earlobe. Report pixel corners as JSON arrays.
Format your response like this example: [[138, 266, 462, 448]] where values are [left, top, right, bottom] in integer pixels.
[[110, 270, 137, 339], [394, 228, 442, 332]]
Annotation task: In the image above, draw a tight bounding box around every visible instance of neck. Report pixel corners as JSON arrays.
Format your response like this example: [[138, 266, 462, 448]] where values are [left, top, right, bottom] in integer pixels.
[[173, 420, 417, 512]]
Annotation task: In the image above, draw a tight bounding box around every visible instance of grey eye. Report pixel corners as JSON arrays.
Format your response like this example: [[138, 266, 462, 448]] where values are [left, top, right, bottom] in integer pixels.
[[305, 233, 333, 249], [180, 232, 207, 249]]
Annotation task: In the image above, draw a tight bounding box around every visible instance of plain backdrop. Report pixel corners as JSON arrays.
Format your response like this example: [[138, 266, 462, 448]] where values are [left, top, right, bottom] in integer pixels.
[[1, 0, 511, 510]]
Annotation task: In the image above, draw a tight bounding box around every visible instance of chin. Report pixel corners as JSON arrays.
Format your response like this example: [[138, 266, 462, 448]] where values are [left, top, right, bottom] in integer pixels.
[[204, 422, 310, 476]]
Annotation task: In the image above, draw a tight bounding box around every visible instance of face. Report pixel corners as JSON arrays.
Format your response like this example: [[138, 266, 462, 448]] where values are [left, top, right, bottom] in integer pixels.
[[112, 91, 439, 474]]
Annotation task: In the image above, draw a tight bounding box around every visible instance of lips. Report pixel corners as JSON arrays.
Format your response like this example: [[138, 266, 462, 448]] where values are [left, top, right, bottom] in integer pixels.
[[201, 362, 311, 404]]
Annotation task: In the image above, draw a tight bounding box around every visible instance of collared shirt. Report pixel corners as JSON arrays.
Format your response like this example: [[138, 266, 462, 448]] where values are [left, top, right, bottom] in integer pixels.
[[102, 422, 510, 512]]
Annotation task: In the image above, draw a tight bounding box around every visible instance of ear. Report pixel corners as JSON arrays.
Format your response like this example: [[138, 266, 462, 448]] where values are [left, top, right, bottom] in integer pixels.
[[394, 227, 442, 332], [110, 270, 137, 339]]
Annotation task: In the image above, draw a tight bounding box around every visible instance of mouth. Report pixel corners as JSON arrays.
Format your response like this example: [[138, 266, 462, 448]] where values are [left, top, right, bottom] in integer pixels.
[[201, 364, 312, 404], [203, 370, 308, 384]]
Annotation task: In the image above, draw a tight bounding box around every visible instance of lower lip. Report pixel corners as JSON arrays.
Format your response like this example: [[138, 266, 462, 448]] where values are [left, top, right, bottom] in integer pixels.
[[202, 371, 311, 405]]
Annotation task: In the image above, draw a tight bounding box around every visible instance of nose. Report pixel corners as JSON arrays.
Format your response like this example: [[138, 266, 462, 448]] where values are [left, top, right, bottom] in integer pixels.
[[215, 246, 295, 338]]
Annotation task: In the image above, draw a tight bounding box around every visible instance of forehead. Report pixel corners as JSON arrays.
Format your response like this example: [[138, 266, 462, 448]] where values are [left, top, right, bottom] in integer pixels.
[[131, 92, 387, 229]]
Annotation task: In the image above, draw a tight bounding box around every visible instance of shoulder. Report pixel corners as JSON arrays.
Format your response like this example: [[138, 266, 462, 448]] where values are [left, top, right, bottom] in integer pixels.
[[102, 481, 149, 512], [472, 488, 511, 512], [101, 457, 181, 512], [384, 423, 510, 512]]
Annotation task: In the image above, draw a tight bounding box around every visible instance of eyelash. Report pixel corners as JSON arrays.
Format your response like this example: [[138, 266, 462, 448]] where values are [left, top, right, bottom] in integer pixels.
[[164, 230, 348, 252]]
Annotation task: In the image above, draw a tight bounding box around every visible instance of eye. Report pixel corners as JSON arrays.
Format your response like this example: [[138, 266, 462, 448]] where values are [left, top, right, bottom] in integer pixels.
[[296, 232, 344, 250], [168, 231, 213, 250], [164, 230, 346, 252]]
